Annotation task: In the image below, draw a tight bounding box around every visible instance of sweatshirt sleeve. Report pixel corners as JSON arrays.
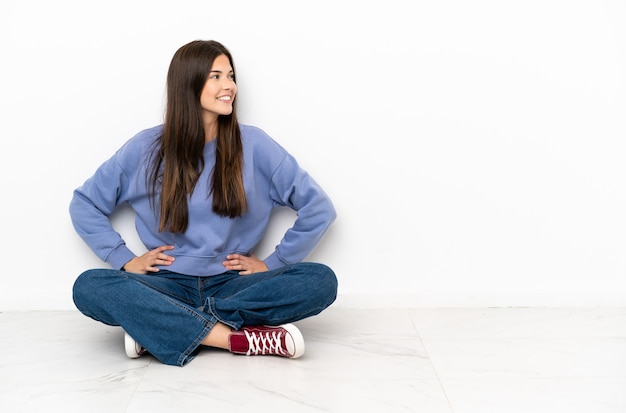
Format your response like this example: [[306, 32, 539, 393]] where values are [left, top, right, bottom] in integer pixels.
[[69, 146, 137, 270], [264, 154, 336, 269]]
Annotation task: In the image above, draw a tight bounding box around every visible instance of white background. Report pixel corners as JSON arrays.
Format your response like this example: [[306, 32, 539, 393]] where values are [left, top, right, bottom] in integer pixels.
[[1, 0, 625, 310]]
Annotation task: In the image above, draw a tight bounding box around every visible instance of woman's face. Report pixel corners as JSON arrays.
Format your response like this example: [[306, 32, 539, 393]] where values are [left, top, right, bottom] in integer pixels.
[[200, 54, 237, 123]]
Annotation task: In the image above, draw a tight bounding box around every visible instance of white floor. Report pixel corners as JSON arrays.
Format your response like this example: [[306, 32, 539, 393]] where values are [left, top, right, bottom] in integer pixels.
[[1, 307, 625, 413]]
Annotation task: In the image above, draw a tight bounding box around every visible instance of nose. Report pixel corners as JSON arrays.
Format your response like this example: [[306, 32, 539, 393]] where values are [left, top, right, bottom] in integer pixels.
[[222, 77, 235, 89]]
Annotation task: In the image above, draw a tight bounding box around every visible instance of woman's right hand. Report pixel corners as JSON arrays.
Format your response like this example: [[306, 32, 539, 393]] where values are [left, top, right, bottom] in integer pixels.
[[122, 245, 175, 274]]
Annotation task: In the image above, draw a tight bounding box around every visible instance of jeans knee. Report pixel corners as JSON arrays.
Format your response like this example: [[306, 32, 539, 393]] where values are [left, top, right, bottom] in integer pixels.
[[72, 269, 96, 311], [303, 263, 338, 305], [320, 264, 338, 295], [72, 268, 118, 312]]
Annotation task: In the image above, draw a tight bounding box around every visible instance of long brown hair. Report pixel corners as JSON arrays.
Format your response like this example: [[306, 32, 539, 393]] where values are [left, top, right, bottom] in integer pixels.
[[148, 40, 247, 233]]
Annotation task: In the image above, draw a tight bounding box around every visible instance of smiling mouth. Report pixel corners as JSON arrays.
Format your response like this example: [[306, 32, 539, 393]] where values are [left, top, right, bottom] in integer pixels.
[[217, 96, 231, 101]]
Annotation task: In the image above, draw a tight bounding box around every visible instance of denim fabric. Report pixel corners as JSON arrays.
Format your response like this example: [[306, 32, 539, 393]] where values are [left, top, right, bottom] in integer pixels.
[[72, 263, 337, 366]]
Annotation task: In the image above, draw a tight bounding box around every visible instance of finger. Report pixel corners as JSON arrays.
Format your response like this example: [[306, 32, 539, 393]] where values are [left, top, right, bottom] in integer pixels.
[[156, 254, 175, 263], [156, 257, 174, 266], [155, 245, 175, 253]]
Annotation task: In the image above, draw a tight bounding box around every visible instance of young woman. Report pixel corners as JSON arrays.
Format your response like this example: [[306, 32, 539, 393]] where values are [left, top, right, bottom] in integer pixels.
[[70, 40, 337, 367]]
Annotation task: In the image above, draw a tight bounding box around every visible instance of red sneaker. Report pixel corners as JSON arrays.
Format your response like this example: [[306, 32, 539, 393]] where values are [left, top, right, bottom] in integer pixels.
[[228, 323, 305, 358]]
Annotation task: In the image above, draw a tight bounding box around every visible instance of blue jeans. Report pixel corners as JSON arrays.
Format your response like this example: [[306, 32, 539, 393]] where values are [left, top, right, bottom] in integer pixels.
[[72, 263, 337, 366]]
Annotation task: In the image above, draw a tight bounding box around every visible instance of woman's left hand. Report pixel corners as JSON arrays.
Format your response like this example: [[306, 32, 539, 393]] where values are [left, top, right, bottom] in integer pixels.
[[222, 253, 268, 275]]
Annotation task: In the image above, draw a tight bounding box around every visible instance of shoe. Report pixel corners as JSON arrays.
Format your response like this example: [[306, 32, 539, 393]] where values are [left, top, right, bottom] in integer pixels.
[[124, 331, 148, 359], [228, 323, 305, 358]]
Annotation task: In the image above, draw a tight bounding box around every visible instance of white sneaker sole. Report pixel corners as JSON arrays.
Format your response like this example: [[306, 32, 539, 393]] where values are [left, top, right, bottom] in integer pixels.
[[124, 332, 145, 359], [281, 323, 305, 359]]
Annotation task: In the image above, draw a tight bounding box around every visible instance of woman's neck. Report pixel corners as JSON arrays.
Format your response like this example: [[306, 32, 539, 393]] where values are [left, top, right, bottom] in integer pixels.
[[204, 121, 217, 143]]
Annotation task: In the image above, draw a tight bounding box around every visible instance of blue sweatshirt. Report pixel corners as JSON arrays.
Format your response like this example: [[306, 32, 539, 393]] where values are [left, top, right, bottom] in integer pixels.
[[69, 124, 336, 276]]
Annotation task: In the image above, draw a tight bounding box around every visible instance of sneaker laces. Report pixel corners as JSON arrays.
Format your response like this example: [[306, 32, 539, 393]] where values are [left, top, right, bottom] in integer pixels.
[[244, 329, 289, 356]]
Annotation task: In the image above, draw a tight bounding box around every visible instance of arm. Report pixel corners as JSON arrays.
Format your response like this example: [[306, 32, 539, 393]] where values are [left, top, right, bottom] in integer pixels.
[[264, 155, 337, 269], [69, 154, 137, 270]]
